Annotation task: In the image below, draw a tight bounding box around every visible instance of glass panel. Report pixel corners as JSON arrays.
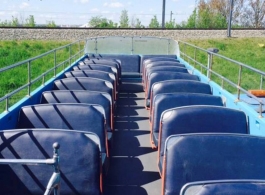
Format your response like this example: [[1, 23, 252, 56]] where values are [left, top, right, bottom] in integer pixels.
[[133, 37, 169, 54], [85, 38, 96, 54], [168, 39, 180, 57], [84, 36, 180, 56], [97, 37, 132, 54]]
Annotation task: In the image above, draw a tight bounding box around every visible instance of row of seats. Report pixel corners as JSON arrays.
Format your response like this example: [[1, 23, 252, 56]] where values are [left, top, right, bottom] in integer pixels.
[[0, 55, 122, 194], [142, 56, 265, 195]]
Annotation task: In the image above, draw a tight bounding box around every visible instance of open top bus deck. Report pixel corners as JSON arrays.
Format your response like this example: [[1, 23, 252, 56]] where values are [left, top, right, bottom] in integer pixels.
[[0, 36, 265, 195]]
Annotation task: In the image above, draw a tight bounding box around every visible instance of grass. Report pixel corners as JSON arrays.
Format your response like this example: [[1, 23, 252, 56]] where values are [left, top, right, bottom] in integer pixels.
[[1, 38, 265, 113], [0, 40, 85, 113], [180, 37, 265, 92]]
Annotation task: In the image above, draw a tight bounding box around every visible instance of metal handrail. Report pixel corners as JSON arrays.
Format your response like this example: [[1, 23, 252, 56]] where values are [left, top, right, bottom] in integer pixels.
[[0, 40, 85, 112], [0, 142, 60, 195], [178, 40, 265, 117]]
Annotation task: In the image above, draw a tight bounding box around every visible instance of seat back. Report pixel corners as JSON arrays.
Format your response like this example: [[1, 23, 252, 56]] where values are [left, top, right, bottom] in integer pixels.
[[151, 93, 223, 146], [17, 103, 107, 154], [142, 56, 179, 72], [64, 70, 117, 96], [150, 80, 212, 111], [159, 105, 248, 173], [162, 133, 265, 195], [83, 62, 121, 83], [41, 90, 113, 131], [53, 77, 114, 101], [144, 66, 188, 89], [0, 129, 101, 195], [146, 72, 200, 107], [180, 180, 265, 195], [73, 64, 118, 80], [143, 61, 185, 84], [65, 70, 115, 85]]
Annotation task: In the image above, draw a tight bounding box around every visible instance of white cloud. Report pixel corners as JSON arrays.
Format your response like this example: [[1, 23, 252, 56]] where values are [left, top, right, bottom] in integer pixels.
[[172, 0, 180, 2], [74, 0, 89, 3], [90, 8, 100, 13], [80, 0, 89, 3], [19, 2, 30, 9], [104, 2, 124, 8]]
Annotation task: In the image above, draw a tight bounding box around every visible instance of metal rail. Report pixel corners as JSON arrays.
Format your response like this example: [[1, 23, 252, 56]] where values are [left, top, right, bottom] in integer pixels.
[[179, 40, 265, 117], [0, 40, 85, 112], [0, 142, 60, 195]]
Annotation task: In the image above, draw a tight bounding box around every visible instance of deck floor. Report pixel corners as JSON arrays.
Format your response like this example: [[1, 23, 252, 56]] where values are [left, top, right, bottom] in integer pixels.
[[104, 81, 161, 195]]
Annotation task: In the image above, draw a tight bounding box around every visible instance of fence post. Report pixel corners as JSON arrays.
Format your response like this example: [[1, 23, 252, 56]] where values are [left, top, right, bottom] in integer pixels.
[[207, 48, 219, 79], [54, 50, 57, 77], [237, 65, 242, 100], [27, 61, 31, 96]]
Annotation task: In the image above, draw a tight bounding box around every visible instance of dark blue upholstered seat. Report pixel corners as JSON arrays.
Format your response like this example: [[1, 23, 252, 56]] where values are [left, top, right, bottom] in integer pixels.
[[143, 66, 188, 90], [143, 61, 186, 85], [151, 93, 223, 147], [141, 55, 179, 72], [146, 72, 200, 108], [180, 180, 265, 195], [64, 70, 118, 99], [53, 77, 114, 102], [162, 133, 265, 195], [41, 90, 113, 131], [16, 103, 108, 157], [0, 129, 101, 195], [150, 80, 212, 111], [159, 105, 248, 173], [82, 59, 121, 84], [84, 56, 122, 78], [90, 54, 139, 73], [73, 64, 118, 82]]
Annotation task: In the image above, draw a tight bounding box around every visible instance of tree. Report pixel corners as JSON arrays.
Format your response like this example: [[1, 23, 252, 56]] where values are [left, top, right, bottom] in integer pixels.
[[89, 16, 117, 28], [135, 18, 143, 28], [209, 0, 245, 24], [149, 15, 160, 28], [241, 0, 265, 27], [25, 15, 36, 27], [11, 16, 19, 27], [165, 19, 177, 28], [46, 20, 56, 27], [185, 9, 197, 28], [120, 9, 129, 28], [0, 20, 10, 27]]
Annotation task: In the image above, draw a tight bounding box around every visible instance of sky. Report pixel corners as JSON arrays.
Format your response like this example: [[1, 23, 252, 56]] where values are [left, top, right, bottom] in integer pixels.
[[0, 0, 197, 26]]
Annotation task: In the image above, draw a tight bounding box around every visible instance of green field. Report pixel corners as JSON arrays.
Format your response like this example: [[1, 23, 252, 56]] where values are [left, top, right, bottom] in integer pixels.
[[1, 38, 265, 113], [0, 40, 85, 112], [180, 37, 265, 92]]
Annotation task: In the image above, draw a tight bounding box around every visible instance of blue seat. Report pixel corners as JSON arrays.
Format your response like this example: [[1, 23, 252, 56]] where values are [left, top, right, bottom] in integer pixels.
[[141, 56, 179, 73], [64, 70, 118, 98], [82, 59, 122, 84], [159, 105, 248, 173], [90, 54, 139, 73], [73, 64, 118, 82], [16, 103, 109, 158], [143, 61, 186, 85], [143, 66, 188, 90], [41, 90, 114, 131], [162, 133, 265, 195], [151, 93, 223, 148], [53, 77, 114, 102], [146, 72, 200, 108], [84, 57, 121, 69], [0, 128, 102, 194], [150, 80, 212, 111], [180, 180, 265, 195]]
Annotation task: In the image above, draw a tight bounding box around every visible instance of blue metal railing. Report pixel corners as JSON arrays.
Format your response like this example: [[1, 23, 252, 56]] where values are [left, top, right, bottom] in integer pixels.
[[179, 40, 265, 117]]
